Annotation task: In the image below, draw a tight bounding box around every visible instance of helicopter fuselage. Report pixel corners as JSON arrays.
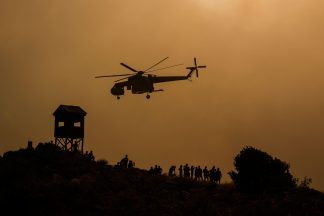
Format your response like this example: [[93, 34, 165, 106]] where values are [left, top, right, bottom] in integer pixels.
[[111, 75, 154, 96]]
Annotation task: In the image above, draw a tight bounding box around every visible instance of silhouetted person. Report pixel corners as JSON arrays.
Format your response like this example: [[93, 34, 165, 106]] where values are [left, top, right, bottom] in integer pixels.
[[149, 166, 154, 174], [84, 151, 95, 160], [153, 165, 162, 175], [203, 166, 209, 181], [27, 141, 33, 151], [120, 154, 128, 168], [128, 160, 134, 168], [154, 165, 158, 175], [179, 165, 183, 177], [197, 166, 202, 181], [88, 151, 95, 161], [169, 166, 176, 177], [155, 165, 162, 175], [190, 166, 195, 179], [184, 164, 190, 178], [193, 166, 202, 180], [210, 166, 216, 183], [115, 162, 121, 169], [194, 166, 199, 180], [215, 168, 222, 184]]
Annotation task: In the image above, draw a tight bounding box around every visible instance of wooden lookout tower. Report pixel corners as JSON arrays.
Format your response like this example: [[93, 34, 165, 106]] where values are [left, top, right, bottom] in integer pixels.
[[53, 105, 87, 153]]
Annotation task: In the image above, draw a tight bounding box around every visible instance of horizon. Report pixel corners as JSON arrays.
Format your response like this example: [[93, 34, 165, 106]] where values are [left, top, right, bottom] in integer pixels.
[[1, 0, 324, 190]]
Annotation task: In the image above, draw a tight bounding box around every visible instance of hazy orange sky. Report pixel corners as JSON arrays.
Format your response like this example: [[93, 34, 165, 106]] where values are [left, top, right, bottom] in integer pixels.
[[1, 0, 324, 190]]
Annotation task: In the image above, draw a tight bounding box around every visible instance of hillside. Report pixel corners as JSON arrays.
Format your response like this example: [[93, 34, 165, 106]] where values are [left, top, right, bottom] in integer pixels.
[[0, 143, 323, 216]]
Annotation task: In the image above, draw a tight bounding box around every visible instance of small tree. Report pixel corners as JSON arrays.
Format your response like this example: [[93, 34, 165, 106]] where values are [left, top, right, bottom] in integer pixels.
[[229, 146, 296, 193]]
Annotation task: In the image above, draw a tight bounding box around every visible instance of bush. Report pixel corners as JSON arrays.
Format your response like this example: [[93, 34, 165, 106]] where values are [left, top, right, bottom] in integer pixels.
[[229, 146, 296, 193], [298, 176, 312, 189]]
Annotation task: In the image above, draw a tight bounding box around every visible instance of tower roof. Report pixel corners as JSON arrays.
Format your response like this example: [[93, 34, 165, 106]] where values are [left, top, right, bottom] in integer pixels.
[[53, 105, 87, 117]]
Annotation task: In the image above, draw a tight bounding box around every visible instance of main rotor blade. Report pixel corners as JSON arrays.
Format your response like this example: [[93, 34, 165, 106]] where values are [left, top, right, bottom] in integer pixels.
[[194, 58, 197, 68], [198, 66, 207, 68], [145, 63, 183, 73], [95, 73, 134, 78], [120, 63, 138, 72], [146, 73, 157, 76], [114, 75, 133, 82], [144, 57, 169, 72]]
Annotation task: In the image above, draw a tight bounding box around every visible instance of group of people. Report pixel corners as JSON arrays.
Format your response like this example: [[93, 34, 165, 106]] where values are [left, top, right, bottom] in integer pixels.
[[84, 150, 95, 161], [148, 165, 163, 175], [149, 164, 222, 184], [117, 155, 135, 169], [115, 155, 222, 184], [169, 164, 222, 184]]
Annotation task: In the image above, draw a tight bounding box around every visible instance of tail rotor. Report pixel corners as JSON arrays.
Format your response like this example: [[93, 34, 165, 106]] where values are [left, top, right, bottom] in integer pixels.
[[187, 57, 207, 78]]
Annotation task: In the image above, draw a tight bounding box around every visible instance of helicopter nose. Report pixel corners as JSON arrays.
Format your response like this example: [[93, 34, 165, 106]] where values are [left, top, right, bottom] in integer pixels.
[[111, 87, 124, 96]]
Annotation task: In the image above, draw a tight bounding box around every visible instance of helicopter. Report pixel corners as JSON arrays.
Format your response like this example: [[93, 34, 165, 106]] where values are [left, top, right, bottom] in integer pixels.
[[95, 57, 206, 99]]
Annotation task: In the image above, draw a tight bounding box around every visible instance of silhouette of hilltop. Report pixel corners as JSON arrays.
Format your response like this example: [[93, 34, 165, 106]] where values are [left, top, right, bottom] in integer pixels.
[[1, 143, 324, 216]]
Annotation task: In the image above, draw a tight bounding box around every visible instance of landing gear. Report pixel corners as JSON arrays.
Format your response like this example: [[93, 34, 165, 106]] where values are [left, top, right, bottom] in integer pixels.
[[146, 95, 151, 99], [117, 96, 121, 100]]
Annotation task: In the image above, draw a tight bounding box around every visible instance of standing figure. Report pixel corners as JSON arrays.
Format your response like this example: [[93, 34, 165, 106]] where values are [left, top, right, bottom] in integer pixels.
[[197, 166, 203, 181], [149, 166, 154, 174], [128, 160, 135, 168], [88, 151, 95, 161], [216, 168, 222, 184], [179, 165, 183, 178], [194, 166, 199, 180], [120, 155, 129, 168], [169, 166, 176, 177], [184, 164, 190, 178], [203, 166, 209, 181], [157, 166, 163, 175], [190, 166, 195, 179], [210, 166, 216, 183]]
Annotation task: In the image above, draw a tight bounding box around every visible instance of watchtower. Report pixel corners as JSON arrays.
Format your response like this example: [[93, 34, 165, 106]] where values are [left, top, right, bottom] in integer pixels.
[[53, 105, 87, 153]]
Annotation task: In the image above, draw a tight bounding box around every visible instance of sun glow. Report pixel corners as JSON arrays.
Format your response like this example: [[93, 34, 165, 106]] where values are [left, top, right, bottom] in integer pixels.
[[191, 0, 234, 11]]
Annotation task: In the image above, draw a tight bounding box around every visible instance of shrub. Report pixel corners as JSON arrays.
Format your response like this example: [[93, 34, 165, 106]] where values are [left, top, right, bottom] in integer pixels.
[[229, 146, 296, 193], [298, 176, 312, 189]]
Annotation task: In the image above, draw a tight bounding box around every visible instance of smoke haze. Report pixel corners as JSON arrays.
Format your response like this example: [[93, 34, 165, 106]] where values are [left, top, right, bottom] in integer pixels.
[[1, 0, 324, 189]]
